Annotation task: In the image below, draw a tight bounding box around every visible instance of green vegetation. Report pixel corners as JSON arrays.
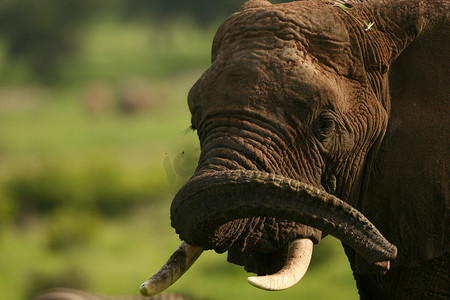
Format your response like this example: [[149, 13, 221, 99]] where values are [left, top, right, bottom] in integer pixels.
[[330, 2, 374, 31], [0, 12, 358, 300]]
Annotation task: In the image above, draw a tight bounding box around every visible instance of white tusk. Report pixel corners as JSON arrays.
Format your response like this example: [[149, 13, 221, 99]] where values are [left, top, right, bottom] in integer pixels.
[[140, 241, 203, 297], [247, 238, 313, 291]]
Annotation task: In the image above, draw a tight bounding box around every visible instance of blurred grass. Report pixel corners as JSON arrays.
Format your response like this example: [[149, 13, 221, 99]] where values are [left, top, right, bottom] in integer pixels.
[[72, 18, 215, 81], [0, 16, 358, 300], [0, 203, 357, 300]]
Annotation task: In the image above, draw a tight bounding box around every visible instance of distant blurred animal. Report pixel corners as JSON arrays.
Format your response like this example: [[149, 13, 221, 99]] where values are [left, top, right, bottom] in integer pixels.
[[34, 288, 191, 300]]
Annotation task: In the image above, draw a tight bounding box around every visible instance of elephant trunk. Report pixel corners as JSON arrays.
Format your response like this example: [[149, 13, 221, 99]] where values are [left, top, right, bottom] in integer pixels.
[[170, 170, 397, 268]]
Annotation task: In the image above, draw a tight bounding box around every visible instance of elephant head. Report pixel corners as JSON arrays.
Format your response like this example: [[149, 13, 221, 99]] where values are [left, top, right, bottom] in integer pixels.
[[142, 0, 448, 297]]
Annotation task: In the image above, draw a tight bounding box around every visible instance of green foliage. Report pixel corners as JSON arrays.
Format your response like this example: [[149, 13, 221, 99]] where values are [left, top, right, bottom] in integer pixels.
[[121, 0, 243, 24], [121, 0, 291, 25], [0, 0, 219, 83], [25, 268, 89, 300], [81, 164, 149, 217], [5, 163, 162, 220], [71, 18, 215, 83], [0, 0, 99, 80], [328, 1, 375, 31], [0, 12, 358, 300], [45, 208, 102, 251], [0, 0, 293, 83], [0, 188, 15, 230], [6, 166, 78, 217]]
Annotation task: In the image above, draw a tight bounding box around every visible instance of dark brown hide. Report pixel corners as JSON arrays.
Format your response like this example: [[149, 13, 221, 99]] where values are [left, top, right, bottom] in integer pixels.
[[169, 0, 449, 297]]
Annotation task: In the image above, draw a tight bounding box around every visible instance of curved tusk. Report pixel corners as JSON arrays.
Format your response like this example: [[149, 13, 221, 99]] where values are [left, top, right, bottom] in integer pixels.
[[247, 238, 313, 291], [140, 241, 203, 297]]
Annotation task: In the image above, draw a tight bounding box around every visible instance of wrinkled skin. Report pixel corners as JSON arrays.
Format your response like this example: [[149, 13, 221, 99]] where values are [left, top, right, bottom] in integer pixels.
[[170, 0, 449, 299]]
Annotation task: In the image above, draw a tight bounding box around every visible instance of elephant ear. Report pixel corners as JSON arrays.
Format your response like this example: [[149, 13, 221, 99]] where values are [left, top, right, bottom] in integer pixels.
[[351, 0, 449, 273]]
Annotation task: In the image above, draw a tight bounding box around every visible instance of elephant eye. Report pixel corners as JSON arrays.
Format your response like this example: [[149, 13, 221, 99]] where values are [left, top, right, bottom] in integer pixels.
[[315, 113, 337, 141]]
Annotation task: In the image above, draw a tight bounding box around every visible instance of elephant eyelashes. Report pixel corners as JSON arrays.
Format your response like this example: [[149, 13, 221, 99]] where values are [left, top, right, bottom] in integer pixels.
[[315, 113, 337, 142], [190, 116, 197, 131]]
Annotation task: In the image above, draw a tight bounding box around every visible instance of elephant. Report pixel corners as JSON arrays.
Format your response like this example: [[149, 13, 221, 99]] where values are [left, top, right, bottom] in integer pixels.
[[141, 0, 449, 299], [33, 288, 191, 300]]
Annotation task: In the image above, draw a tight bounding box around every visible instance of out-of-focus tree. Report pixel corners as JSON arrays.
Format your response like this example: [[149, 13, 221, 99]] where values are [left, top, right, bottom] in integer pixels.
[[121, 0, 243, 25], [0, 0, 287, 81], [121, 0, 285, 24], [0, 0, 100, 80]]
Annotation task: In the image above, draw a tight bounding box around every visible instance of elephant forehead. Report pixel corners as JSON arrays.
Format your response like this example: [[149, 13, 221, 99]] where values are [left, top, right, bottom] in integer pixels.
[[213, 2, 360, 78], [194, 52, 342, 120]]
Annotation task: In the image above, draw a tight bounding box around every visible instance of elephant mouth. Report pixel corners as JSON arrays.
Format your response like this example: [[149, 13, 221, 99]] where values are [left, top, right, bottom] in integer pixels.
[[170, 170, 397, 266], [140, 170, 397, 296], [171, 171, 323, 275], [211, 216, 321, 275]]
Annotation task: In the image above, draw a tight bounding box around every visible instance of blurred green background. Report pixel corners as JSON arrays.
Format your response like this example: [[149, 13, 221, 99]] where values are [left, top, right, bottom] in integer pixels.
[[0, 0, 358, 299]]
